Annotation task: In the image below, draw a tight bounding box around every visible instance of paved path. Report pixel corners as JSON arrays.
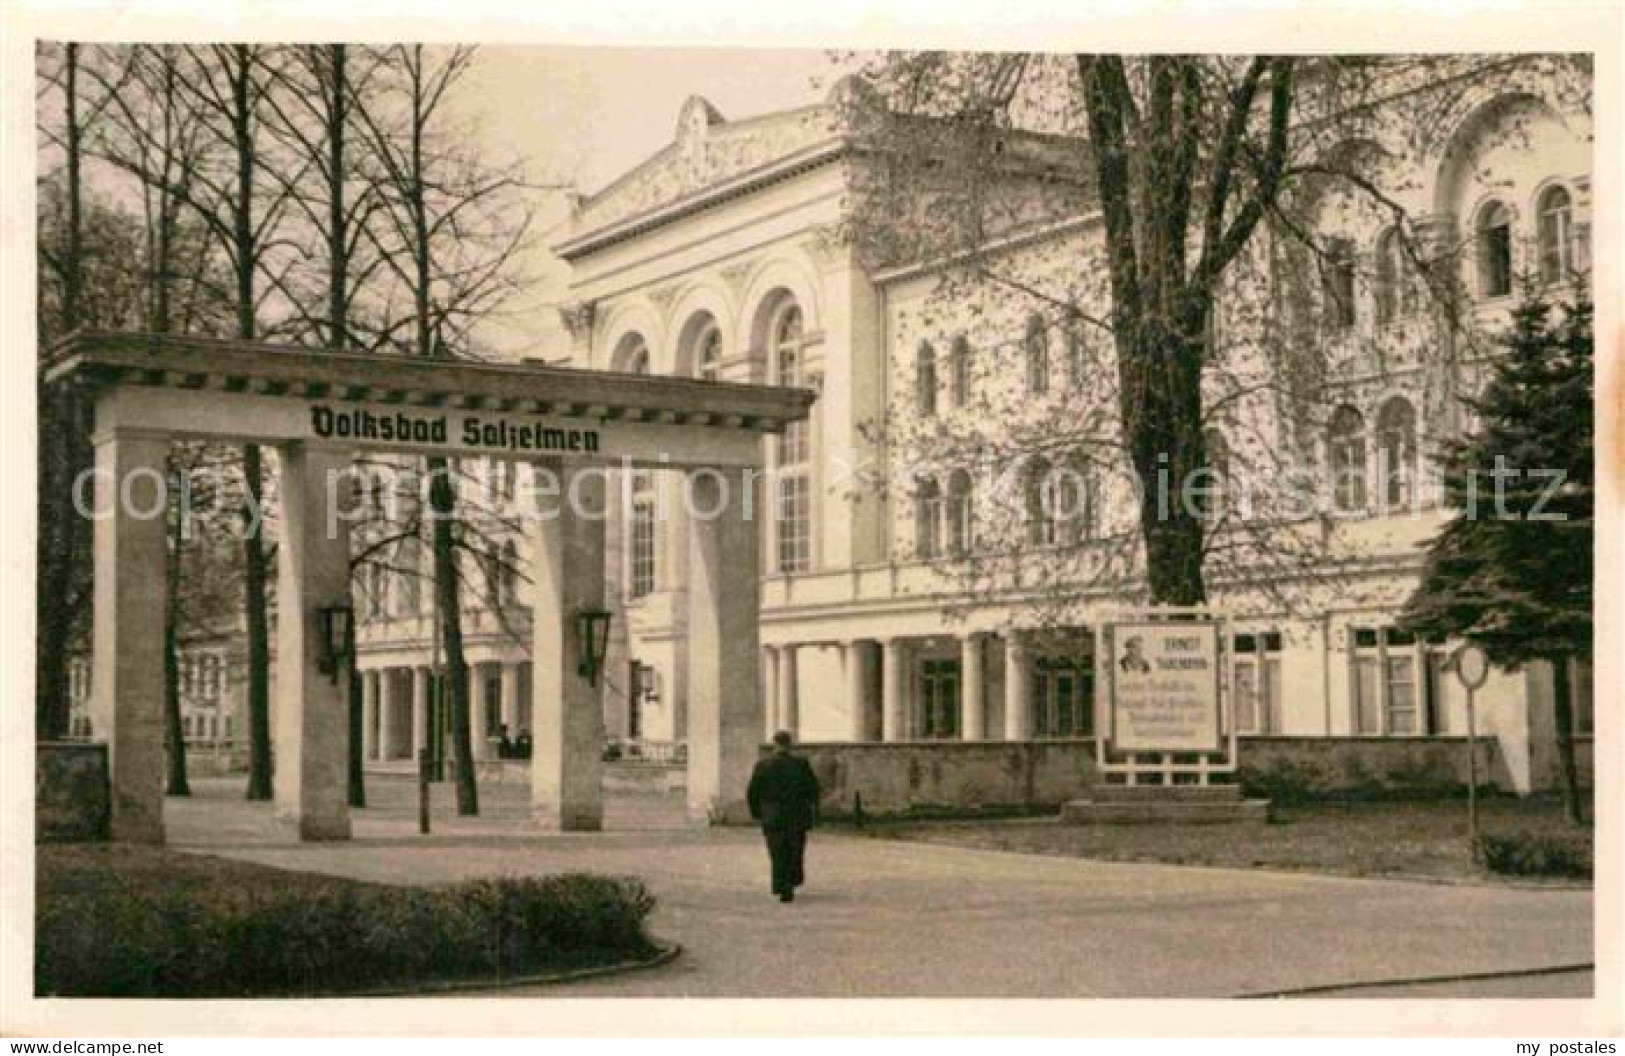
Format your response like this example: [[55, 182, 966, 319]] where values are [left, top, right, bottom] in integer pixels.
[[166, 778, 1593, 999]]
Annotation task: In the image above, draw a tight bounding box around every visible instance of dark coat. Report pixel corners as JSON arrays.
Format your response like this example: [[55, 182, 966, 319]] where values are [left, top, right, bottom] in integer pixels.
[[747, 751, 821, 831]]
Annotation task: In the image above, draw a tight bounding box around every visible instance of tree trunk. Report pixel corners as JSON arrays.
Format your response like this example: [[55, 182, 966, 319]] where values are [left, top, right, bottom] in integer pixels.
[[1119, 315, 1208, 606], [163, 464, 190, 796], [1550, 654, 1584, 825], [347, 657, 366, 808], [429, 460, 478, 816], [35, 388, 86, 740], [36, 44, 86, 740], [242, 446, 273, 800]]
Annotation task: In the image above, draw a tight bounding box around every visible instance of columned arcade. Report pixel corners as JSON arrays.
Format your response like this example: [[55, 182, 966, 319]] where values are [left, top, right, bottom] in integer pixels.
[[48, 333, 813, 842]]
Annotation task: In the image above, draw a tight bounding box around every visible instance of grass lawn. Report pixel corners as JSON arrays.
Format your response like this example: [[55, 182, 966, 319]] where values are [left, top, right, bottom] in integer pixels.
[[859, 796, 1592, 882], [36, 844, 659, 997]]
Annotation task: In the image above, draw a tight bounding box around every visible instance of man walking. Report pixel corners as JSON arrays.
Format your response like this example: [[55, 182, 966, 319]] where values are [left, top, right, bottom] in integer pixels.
[[747, 731, 821, 902]]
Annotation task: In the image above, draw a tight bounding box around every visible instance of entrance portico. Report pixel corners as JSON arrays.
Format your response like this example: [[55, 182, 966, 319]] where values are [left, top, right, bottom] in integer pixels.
[[47, 332, 814, 842]]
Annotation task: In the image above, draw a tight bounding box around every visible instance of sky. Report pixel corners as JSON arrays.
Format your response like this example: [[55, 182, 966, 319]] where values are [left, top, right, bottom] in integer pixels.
[[468, 47, 842, 195], [460, 47, 844, 359]]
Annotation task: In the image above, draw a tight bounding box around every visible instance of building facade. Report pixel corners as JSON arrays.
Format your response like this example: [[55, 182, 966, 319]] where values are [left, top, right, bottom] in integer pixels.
[[546, 59, 1595, 793]]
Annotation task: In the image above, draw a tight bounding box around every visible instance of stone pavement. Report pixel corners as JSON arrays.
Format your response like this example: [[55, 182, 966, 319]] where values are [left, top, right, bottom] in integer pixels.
[[166, 777, 1593, 998]]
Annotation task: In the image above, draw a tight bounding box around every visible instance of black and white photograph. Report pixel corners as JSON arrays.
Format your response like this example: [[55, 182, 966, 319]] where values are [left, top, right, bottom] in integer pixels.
[[2, 0, 1618, 1040]]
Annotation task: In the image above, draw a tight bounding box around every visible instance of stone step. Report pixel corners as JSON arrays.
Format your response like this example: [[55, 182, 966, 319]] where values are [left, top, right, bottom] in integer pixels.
[[1088, 783, 1243, 803], [1059, 798, 1271, 825]]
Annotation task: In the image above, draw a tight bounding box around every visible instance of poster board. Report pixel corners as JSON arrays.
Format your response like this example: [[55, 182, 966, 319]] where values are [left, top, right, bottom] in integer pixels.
[[1104, 619, 1223, 754]]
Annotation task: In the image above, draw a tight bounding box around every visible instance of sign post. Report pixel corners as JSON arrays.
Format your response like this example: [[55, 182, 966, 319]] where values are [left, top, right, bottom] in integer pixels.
[[1450, 642, 1490, 864], [1097, 613, 1229, 785]]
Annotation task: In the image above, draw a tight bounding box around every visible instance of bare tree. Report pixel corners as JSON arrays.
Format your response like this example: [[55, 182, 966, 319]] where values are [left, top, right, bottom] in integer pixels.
[[351, 43, 536, 815]]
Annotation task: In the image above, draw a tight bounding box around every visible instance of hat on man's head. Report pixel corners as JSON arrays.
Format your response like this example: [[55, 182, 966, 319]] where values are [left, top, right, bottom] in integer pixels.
[[772, 730, 794, 748]]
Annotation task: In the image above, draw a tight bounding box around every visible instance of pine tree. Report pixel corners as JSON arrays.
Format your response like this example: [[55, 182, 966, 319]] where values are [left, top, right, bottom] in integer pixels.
[[1402, 283, 1592, 823]]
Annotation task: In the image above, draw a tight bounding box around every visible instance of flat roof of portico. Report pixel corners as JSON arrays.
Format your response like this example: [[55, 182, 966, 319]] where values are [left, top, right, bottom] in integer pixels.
[[43, 332, 816, 434]]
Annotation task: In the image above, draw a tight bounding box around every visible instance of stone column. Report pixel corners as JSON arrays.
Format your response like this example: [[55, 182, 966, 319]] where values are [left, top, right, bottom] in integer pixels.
[[1004, 632, 1032, 741], [961, 633, 985, 741], [377, 668, 397, 761], [530, 460, 606, 830], [90, 429, 170, 844], [762, 646, 780, 740], [272, 443, 353, 841], [882, 638, 907, 742], [845, 640, 870, 741], [471, 663, 493, 761], [361, 670, 378, 761], [685, 466, 763, 824], [500, 661, 520, 737], [412, 666, 431, 761], [776, 644, 799, 737]]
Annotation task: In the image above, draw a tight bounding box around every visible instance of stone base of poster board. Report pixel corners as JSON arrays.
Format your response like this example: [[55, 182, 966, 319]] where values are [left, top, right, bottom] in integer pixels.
[[1060, 784, 1270, 824]]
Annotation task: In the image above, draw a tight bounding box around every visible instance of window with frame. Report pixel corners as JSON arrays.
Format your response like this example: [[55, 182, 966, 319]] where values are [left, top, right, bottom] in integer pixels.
[[914, 477, 942, 559], [1025, 457, 1057, 546], [626, 339, 658, 595], [951, 336, 972, 408], [630, 470, 656, 598], [1374, 227, 1410, 327], [396, 541, 421, 616], [1321, 237, 1357, 331], [1476, 201, 1514, 299], [1031, 656, 1095, 738], [916, 341, 937, 417], [776, 474, 810, 574], [1537, 185, 1574, 287], [918, 659, 961, 739], [1376, 397, 1418, 511], [1351, 626, 1423, 735], [1024, 315, 1049, 394], [773, 303, 812, 573], [1066, 322, 1088, 390], [489, 458, 514, 504], [947, 468, 974, 556], [1328, 406, 1367, 514], [1231, 632, 1283, 734]]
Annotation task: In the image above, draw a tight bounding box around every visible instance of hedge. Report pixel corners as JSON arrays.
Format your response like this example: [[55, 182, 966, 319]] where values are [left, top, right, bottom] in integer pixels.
[[1479, 823, 1593, 879], [36, 846, 658, 997]]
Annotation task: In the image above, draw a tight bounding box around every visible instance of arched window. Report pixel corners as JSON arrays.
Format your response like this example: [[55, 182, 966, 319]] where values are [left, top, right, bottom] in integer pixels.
[[915, 476, 942, 560], [1198, 429, 1230, 524], [951, 336, 972, 408], [1374, 228, 1409, 327], [1321, 237, 1357, 331], [1328, 406, 1368, 514], [622, 335, 650, 375], [695, 319, 723, 381], [772, 302, 812, 573], [947, 468, 974, 556], [1537, 185, 1574, 287], [1024, 315, 1049, 394], [1476, 200, 1513, 299], [1376, 397, 1418, 511], [916, 341, 937, 417]]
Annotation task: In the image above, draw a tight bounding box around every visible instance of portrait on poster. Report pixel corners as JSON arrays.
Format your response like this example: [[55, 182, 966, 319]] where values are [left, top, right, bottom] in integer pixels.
[[1108, 622, 1222, 753]]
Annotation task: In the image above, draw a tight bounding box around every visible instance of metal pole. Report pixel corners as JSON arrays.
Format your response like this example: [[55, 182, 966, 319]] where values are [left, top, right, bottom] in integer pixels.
[[418, 747, 431, 835], [1466, 686, 1480, 864]]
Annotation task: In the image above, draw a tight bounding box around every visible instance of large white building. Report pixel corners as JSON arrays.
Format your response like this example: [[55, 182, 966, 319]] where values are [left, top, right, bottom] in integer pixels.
[[534, 57, 1594, 794]]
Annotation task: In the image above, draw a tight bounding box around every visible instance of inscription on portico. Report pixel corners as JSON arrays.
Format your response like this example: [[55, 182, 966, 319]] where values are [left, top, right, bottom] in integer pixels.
[[310, 404, 602, 455]]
